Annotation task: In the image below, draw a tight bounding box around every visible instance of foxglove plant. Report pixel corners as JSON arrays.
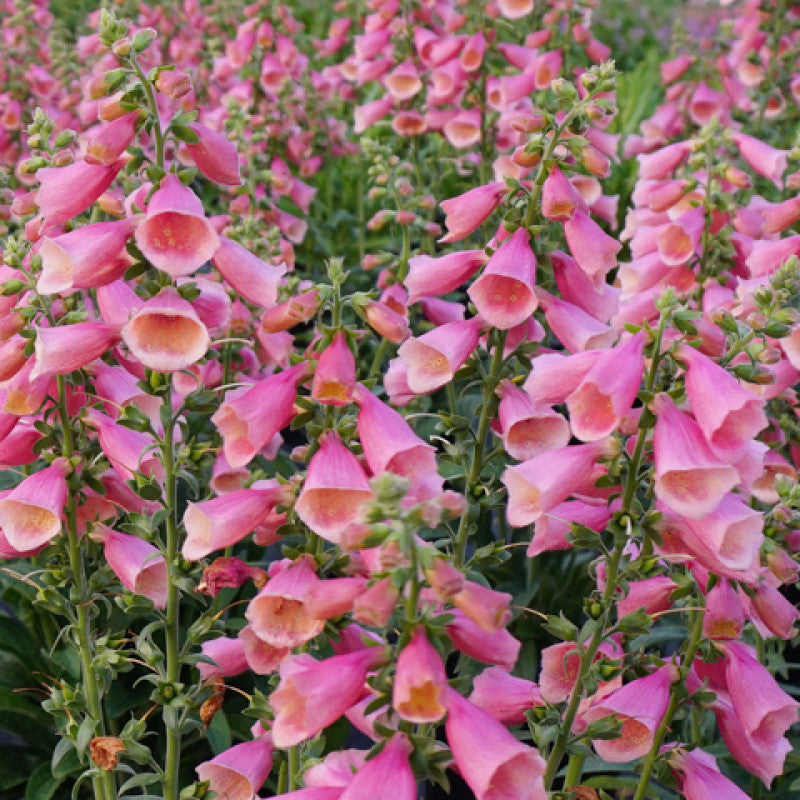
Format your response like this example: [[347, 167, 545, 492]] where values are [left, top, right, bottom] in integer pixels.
[[0, 3, 798, 800]]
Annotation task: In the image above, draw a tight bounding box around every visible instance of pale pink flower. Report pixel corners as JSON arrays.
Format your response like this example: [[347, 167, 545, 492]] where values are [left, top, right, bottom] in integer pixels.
[[134, 174, 220, 276], [294, 430, 373, 544], [445, 688, 546, 800], [0, 458, 68, 551], [270, 647, 386, 747], [468, 228, 538, 329], [92, 524, 167, 608], [652, 394, 739, 519], [121, 288, 210, 372], [392, 628, 448, 724], [196, 736, 274, 800], [246, 556, 324, 648]]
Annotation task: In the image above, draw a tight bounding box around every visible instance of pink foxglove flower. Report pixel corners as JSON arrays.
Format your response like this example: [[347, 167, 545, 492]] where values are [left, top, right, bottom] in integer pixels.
[[121, 287, 210, 372], [311, 332, 356, 406], [196, 637, 249, 681], [362, 300, 410, 343], [212, 363, 308, 468], [295, 430, 373, 544], [404, 249, 487, 303], [444, 688, 547, 800], [503, 441, 608, 526], [92, 524, 167, 608], [182, 483, 290, 560], [453, 581, 512, 633], [260, 289, 322, 333], [36, 219, 135, 294], [396, 316, 482, 394], [83, 408, 162, 482], [303, 577, 369, 621], [36, 159, 124, 225], [246, 556, 324, 648], [563, 211, 621, 287], [637, 141, 692, 180], [669, 748, 751, 800], [542, 166, 581, 221], [720, 641, 799, 746], [134, 174, 220, 276], [732, 131, 788, 187], [711, 692, 792, 788], [583, 664, 677, 762], [461, 31, 486, 71], [271, 647, 387, 747], [470, 667, 543, 724], [267, 790, 344, 800], [195, 736, 274, 800], [239, 624, 292, 675], [537, 290, 617, 352], [528, 500, 612, 558], [566, 332, 645, 441], [678, 343, 768, 460], [352, 577, 399, 628], [185, 123, 242, 185], [339, 735, 416, 800], [0, 336, 27, 383], [31, 322, 121, 380], [616, 575, 678, 618], [439, 182, 506, 242], [383, 60, 422, 100], [392, 628, 448, 724], [85, 112, 140, 166], [652, 394, 739, 518], [211, 236, 285, 308], [523, 350, 596, 405], [495, 380, 570, 461], [468, 227, 538, 329], [353, 383, 443, 502], [0, 458, 68, 550], [702, 578, 745, 640], [446, 609, 520, 671], [539, 640, 621, 704]]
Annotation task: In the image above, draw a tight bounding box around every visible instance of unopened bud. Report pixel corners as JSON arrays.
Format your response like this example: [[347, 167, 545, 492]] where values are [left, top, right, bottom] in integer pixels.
[[111, 38, 131, 57]]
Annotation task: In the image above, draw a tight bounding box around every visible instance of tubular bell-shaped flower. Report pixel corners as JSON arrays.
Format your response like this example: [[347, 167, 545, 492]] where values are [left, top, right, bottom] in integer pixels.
[[121, 287, 210, 372], [134, 174, 220, 276], [294, 430, 373, 544], [468, 227, 538, 329], [0, 458, 68, 551]]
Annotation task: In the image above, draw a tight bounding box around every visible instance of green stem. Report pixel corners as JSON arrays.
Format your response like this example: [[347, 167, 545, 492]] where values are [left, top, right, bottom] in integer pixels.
[[522, 101, 589, 229], [397, 223, 411, 283], [368, 338, 389, 381], [56, 376, 115, 800], [130, 55, 165, 171], [288, 745, 300, 791], [404, 531, 420, 623], [454, 329, 507, 567], [542, 547, 623, 790], [563, 752, 586, 789], [162, 389, 182, 800], [631, 605, 706, 800]]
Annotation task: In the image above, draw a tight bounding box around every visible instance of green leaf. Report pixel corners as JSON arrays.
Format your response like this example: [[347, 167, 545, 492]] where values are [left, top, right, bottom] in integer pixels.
[[24, 762, 62, 800], [0, 687, 51, 725], [0, 749, 39, 789], [51, 738, 73, 776], [0, 615, 44, 670], [206, 710, 231, 755], [119, 773, 161, 795]]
